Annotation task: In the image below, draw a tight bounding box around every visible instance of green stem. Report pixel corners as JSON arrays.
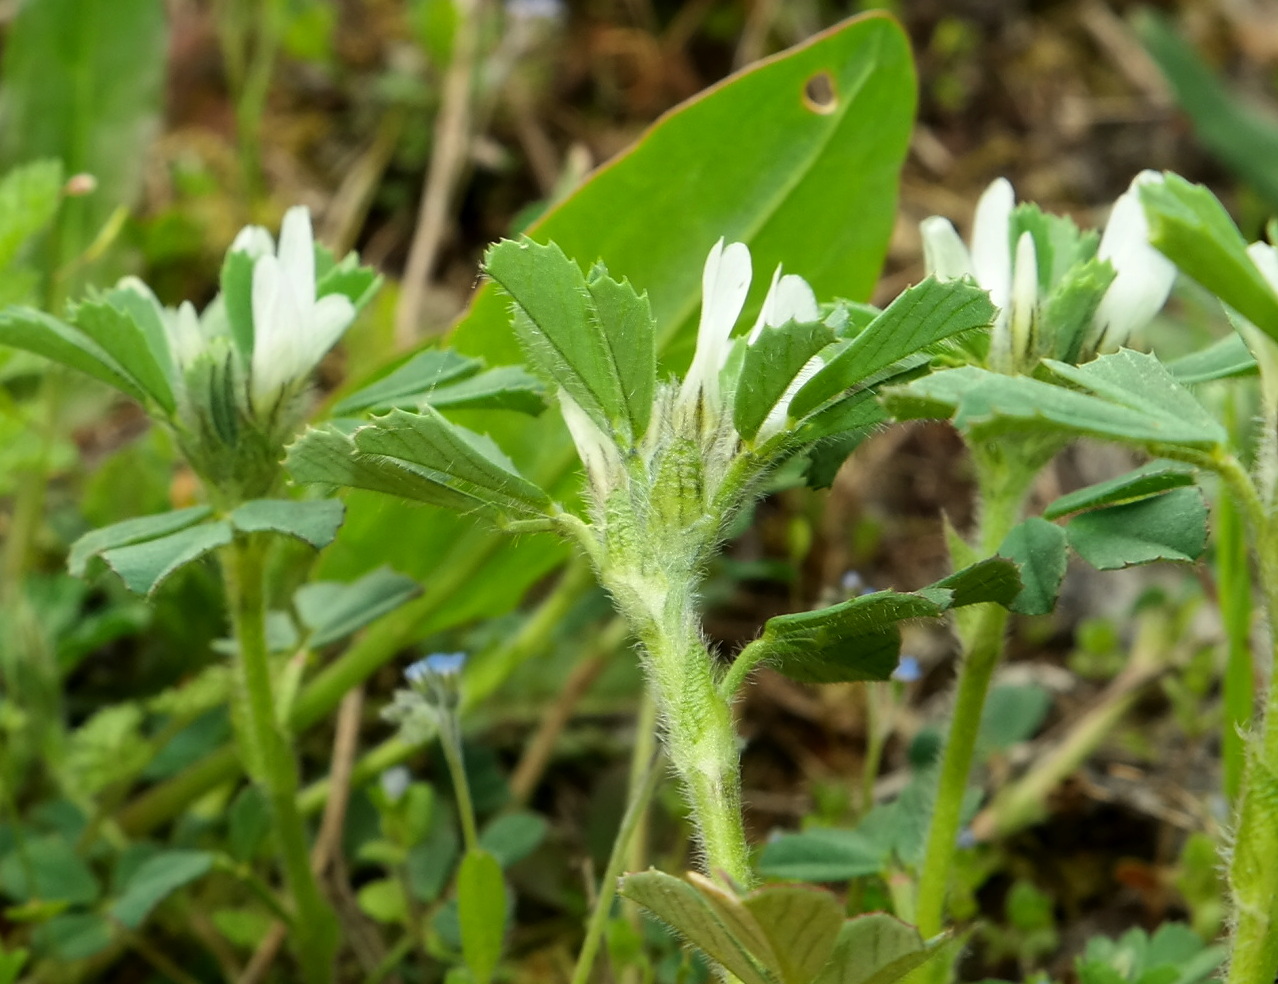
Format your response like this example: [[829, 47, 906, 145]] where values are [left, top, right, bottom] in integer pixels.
[[222, 537, 336, 984], [439, 715, 480, 854], [1216, 490, 1254, 803], [912, 445, 1030, 944], [633, 579, 750, 886], [571, 756, 663, 984], [1224, 492, 1278, 984]]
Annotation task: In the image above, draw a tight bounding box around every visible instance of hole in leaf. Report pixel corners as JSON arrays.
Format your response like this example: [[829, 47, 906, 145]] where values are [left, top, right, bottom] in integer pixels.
[[803, 71, 837, 114]]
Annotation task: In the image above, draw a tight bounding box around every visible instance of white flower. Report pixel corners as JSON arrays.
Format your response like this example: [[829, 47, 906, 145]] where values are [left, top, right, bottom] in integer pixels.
[[246, 206, 356, 411], [678, 238, 752, 415], [746, 264, 821, 442], [560, 388, 623, 491], [920, 173, 1177, 369], [1230, 242, 1278, 411], [1092, 170, 1177, 353]]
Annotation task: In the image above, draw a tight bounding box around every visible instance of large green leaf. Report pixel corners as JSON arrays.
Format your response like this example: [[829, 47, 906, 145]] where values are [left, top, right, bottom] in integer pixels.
[[68, 506, 214, 577], [110, 850, 214, 929], [456, 849, 507, 984], [101, 521, 234, 596], [1, 0, 166, 270], [315, 12, 916, 632], [230, 498, 345, 550], [0, 307, 147, 402]]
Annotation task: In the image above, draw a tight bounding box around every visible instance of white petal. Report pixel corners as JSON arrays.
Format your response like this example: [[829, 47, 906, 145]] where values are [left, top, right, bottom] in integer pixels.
[[1236, 243, 1278, 411], [1093, 171, 1176, 352], [680, 238, 752, 411], [170, 301, 204, 369], [766, 274, 819, 326], [293, 294, 356, 379], [250, 255, 303, 407], [757, 355, 824, 443], [230, 225, 275, 259], [278, 205, 317, 302], [971, 177, 1015, 313], [559, 389, 620, 489], [920, 216, 974, 282], [748, 265, 783, 343]]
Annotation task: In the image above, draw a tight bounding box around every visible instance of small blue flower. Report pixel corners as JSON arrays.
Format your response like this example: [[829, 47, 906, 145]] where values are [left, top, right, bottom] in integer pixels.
[[956, 826, 977, 850], [405, 651, 466, 685], [892, 655, 922, 683], [380, 766, 412, 803]]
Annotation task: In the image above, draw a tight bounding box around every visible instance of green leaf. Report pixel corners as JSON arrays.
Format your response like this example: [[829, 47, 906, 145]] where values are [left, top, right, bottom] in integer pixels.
[[335, 348, 545, 416], [998, 518, 1068, 616], [333, 348, 483, 414], [357, 878, 408, 924], [73, 297, 175, 412], [0, 159, 62, 270], [978, 684, 1052, 753], [0, 945, 28, 984], [478, 812, 548, 869], [31, 913, 113, 961], [0, 835, 99, 905], [1066, 486, 1208, 570], [742, 885, 843, 984], [1040, 257, 1115, 363], [286, 425, 488, 514], [926, 555, 1023, 609], [888, 353, 1226, 452], [756, 827, 887, 882], [1165, 333, 1256, 384], [620, 870, 775, 984], [101, 520, 234, 596], [294, 567, 422, 648], [110, 849, 214, 929], [484, 239, 655, 444], [457, 849, 507, 984], [230, 498, 345, 549], [791, 278, 995, 419], [1137, 11, 1278, 212], [1044, 460, 1197, 520], [813, 914, 939, 984], [350, 408, 554, 518], [748, 557, 1020, 684], [1, 0, 166, 266], [220, 248, 256, 355], [0, 306, 147, 402], [734, 319, 835, 441], [68, 505, 213, 577], [1140, 173, 1278, 342]]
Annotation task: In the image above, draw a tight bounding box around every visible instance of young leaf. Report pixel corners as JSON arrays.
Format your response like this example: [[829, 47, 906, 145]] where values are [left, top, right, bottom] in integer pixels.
[[756, 827, 887, 882], [220, 248, 256, 355], [294, 567, 422, 648], [926, 555, 1023, 609], [333, 348, 482, 414], [790, 278, 995, 419], [456, 849, 507, 984], [286, 425, 491, 514], [478, 812, 548, 869], [73, 297, 175, 412], [1140, 174, 1278, 341], [484, 239, 654, 444], [68, 506, 213, 577], [230, 498, 345, 549], [110, 850, 214, 929], [351, 408, 553, 518], [742, 885, 843, 984], [0, 307, 147, 402], [1044, 460, 1196, 520], [1165, 333, 1256, 384], [734, 319, 835, 441], [619, 870, 775, 984], [100, 520, 234, 596], [814, 914, 947, 984], [1066, 486, 1208, 570], [998, 518, 1069, 616]]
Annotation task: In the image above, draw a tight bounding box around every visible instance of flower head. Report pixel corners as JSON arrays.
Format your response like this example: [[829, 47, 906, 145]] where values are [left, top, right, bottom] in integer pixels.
[[247, 207, 357, 412], [920, 173, 1176, 370]]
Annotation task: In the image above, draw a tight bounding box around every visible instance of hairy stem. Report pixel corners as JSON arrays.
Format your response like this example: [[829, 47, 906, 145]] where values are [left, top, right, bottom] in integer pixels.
[[223, 537, 337, 984]]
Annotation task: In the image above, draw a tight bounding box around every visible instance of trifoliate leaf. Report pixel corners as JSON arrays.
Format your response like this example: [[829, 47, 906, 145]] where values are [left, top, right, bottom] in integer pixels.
[[998, 518, 1068, 616], [100, 520, 234, 596], [1066, 486, 1208, 570], [68, 506, 214, 577], [230, 498, 345, 549], [1044, 460, 1196, 519]]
